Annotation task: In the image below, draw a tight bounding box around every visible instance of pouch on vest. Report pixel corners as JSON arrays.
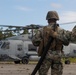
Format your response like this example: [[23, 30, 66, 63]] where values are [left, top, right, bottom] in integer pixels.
[[37, 39, 44, 56]]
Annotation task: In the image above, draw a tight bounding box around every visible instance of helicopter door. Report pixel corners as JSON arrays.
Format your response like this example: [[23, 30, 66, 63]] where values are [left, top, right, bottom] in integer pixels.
[[16, 44, 24, 56]]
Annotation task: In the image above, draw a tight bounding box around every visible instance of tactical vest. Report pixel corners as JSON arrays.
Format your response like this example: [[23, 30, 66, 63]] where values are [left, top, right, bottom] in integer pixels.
[[38, 25, 63, 56]]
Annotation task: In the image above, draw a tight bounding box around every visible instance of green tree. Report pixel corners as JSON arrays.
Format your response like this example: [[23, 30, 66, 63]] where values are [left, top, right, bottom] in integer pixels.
[[0, 27, 4, 40], [22, 29, 28, 34], [0, 31, 3, 40]]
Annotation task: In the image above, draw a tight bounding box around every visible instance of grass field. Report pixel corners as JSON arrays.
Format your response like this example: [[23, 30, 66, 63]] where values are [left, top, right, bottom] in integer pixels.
[[62, 57, 76, 63]]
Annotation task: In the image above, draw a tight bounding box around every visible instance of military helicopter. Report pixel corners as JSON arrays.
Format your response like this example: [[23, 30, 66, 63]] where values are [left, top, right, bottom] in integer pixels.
[[0, 24, 42, 64]]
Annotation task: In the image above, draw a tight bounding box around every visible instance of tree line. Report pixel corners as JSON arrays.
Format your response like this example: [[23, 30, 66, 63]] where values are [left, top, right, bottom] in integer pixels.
[[0, 27, 28, 40]]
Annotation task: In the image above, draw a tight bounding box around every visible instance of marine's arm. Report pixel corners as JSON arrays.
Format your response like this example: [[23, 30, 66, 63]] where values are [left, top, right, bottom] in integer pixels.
[[55, 26, 76, 43], [32, 28, 43, 46]]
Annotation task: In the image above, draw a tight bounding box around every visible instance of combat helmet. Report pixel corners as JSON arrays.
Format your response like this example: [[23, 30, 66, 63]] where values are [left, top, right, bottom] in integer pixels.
[[46, 11, 59, 20]]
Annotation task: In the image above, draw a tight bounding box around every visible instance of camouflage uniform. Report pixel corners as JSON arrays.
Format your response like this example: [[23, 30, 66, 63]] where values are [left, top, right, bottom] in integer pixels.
[[55, 25, 76, 44], [32, 11, 69, 75]]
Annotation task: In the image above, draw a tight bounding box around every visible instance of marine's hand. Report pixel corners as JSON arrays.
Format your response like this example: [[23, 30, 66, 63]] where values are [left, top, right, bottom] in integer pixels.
[[44, 26, 57, 38]]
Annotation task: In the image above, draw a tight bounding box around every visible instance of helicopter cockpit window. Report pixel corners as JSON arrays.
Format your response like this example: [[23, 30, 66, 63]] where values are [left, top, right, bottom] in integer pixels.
[[17, 45, 23, 51], [1, 42, 10, 49], [28, 44, 37, 51], [73, 50, 76, 53]]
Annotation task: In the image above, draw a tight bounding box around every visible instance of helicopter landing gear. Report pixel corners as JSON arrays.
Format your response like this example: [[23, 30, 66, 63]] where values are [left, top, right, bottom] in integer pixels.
[[65, 59, 70, 64], [21, 57, 29, 64]]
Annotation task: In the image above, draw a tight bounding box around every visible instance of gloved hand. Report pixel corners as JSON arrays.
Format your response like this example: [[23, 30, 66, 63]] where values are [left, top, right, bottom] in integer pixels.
[[44, 26, 58, 38], [49, 30, 57, 38], [53, 32, 57, 38]]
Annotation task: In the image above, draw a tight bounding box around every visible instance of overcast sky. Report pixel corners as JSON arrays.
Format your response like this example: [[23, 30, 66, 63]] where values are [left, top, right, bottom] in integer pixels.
[[0, 0, 76, 30]]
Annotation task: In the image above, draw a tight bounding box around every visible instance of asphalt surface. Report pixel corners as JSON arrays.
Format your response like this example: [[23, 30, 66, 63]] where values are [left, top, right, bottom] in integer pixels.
[[0, 62, 75, 75]]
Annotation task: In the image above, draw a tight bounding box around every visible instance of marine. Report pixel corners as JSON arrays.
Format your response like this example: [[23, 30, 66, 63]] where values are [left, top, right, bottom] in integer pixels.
[[32, 11, 69, 75]]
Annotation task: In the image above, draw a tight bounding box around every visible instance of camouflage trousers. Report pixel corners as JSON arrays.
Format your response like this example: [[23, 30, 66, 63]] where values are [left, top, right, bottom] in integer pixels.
[[38, 50, 63, 75]]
